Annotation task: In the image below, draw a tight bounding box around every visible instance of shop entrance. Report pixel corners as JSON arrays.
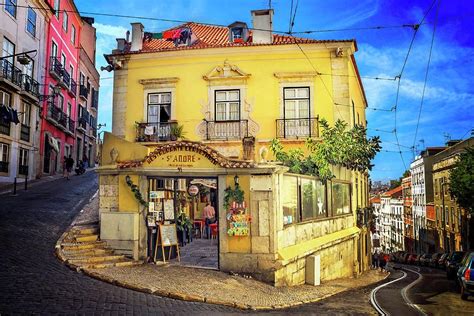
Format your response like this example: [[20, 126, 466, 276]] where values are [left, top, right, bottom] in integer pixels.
[[147, 176, 219, 269]]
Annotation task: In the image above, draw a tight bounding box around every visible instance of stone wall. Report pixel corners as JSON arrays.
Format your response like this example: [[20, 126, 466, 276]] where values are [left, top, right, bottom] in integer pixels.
[[99, 175, 119, 212]]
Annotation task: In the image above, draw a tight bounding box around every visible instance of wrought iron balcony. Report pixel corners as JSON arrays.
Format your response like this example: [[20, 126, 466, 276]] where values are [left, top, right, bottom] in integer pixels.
[[205, 120, 249, 140], [68, 78, 77, 97], [77, 117, 87, 130], [0, 59, 22, 87], [276, 117, 319, 139], [68, 117, 75, 134], [61, 69, 70, 89], [20, 124, 30, 142], [136, 121, 177, 142], [21, 74, 40, 99], [49, 57, 63, 80], [79, 84, 88, 100]]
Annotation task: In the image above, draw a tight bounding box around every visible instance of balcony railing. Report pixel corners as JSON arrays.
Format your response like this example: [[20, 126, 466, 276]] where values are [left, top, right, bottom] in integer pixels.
[[49, 57, 63, 79], [136, 121, 177, 142], [205, 120, 249, 140], [77, 117, 87, 130], [79, 84, 88, 100], [21, 74, 40, 98], [68, 117, 75, 134], [69, 78, 77, 97], [0, 59, 22, 87], [61, 69, 70, 88], [0, 161, 8, 173], [47, 104, 62, 123], [20, 124, 30, 142], [276, 117, 319, 139]]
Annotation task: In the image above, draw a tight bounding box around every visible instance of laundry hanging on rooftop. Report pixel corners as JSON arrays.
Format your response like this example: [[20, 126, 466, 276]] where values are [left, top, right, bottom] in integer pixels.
[[144, 27, 194, 47]]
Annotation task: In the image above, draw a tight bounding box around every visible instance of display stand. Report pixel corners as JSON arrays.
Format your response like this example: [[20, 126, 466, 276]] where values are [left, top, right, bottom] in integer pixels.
[[154, 224, 181, 263]]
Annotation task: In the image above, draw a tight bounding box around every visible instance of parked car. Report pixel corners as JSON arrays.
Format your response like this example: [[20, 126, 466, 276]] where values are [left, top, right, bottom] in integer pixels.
[[401, 253, 411, 264], [420, 254, 432, 266], [430, 253, 442, 268], [446, 251, 466, 279], [438, 253, 449, 269], [407, 254, 419, 265], [456, 251, 474, 300]]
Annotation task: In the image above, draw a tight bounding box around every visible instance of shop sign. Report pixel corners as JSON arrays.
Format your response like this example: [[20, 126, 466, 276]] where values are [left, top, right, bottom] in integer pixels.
[[187, 184, 199, 196], [227, 214, 251, 236]]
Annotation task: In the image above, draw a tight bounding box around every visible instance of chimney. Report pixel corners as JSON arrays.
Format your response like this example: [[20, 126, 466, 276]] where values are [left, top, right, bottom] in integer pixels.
[[130, 22, 144, 51], [116, 38, 126, 52], [251, 9, 273, 44]]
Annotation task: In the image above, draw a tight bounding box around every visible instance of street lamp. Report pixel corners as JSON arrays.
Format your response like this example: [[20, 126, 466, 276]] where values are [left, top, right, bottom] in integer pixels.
[[39, 83, 62, 101], [0, 49, 37, 63]]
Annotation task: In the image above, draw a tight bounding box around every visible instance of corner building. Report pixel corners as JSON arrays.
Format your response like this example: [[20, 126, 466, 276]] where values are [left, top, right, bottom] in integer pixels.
[[100, 9, 371, 286]]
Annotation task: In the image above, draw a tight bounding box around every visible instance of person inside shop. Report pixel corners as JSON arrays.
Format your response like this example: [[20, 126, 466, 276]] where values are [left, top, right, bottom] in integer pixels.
[[203, 202, 216, 239]]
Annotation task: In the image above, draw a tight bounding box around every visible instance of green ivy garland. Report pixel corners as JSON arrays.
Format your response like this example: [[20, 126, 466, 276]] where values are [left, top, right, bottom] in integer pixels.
[[125, 175, 148, 207], [223, 185, 244, 210]]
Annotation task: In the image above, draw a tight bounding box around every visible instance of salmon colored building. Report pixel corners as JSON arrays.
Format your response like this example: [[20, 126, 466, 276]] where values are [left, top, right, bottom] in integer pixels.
[[40, 0, 81, 175]]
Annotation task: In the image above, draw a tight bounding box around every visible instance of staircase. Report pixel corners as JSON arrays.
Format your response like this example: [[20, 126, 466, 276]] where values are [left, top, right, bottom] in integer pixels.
[[57, 224, 143, 270]]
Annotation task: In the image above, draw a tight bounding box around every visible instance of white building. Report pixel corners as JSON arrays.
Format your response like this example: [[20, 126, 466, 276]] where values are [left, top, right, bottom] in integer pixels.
[[378, 186, 403, 252], [0, 1, 53, 183]]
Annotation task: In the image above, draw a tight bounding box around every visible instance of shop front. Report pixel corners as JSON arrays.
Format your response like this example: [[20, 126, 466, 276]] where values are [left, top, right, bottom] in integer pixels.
[[98, 132, 363, 286]]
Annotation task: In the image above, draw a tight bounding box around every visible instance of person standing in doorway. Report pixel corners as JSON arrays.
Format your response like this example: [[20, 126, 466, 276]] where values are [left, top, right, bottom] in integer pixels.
[[62, 156, 68, 179], [65, 155, 74, 180], [203, 202, 216, 239]]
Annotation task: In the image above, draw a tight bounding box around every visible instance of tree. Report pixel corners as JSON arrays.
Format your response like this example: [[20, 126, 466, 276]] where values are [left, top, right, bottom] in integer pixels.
[[449, 146, 474, 214], [270, 119, 381, 182]]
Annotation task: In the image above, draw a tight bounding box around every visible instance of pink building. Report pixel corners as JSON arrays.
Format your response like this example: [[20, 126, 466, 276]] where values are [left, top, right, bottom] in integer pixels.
[[40, 0, 81, 175]]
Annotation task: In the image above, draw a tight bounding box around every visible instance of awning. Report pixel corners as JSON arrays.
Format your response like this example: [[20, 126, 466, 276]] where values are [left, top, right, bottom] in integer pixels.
[[48, 135, 59, 153]]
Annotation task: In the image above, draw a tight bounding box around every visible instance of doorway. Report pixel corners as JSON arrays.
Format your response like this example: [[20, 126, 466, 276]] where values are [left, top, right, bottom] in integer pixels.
[[147, 176, 219, 269]]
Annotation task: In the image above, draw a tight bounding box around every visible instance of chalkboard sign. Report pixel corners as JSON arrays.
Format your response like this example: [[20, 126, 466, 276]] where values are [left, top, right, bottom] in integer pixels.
[[154, 224, 180, 263]]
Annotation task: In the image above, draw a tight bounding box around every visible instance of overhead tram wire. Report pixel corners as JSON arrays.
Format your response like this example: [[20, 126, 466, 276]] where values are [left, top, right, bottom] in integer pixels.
[[392, 0, 439, 170], [0, 3, 428, 36], [412, 0, 441, 153]]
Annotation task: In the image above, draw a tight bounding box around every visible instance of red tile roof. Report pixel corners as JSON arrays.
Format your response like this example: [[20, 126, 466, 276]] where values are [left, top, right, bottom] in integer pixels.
[[370, 196, 381, 204], [381, 186, 403, 198], [137, 22, 355, 54]]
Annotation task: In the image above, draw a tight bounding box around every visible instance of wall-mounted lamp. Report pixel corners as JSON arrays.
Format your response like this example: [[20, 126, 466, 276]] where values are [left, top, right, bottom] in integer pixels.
[[39, 83, 62, 101], [234, 175, 239, 187]]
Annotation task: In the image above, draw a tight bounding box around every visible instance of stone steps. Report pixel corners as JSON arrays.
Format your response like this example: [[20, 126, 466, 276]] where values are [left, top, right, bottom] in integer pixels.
[[58, 224, 143, 270]]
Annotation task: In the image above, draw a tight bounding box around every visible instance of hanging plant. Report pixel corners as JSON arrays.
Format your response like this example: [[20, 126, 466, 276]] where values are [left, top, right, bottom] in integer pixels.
[[223, 185, 244, 210], [125, 175, 148, 208]]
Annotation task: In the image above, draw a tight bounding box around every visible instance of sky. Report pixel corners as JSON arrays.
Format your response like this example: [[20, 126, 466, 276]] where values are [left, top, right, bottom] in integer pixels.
[[74, 0, 474, 182]]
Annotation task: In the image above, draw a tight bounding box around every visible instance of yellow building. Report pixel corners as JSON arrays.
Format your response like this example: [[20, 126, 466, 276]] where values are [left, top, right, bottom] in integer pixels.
[[99, 9, 371, 286]]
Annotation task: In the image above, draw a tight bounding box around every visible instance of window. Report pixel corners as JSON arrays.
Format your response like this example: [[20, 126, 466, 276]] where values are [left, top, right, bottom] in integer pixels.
[[63, 11, 68, 32], [19, 148, 28, 175], [284, 87, 309, 119], [61, 53, 66, 68], [231, 27, 243, 41], [71, 25, 76, 44], [51, 41, 58, 58], [54, 0, 60, 18], [0, 143, 10, 173], [5, 0, 17, 18], [215, 90, 240, 121], [332, 182, 351, 215], [0, 90, 12, 135], [148, 92, 171, 123], [66, 102, 71, 117], [301, 178, 327, 220], [69, 65, 74, 79], [282, 176, 298, 225], [23, 57, 34, 78], [2, 37, 15, 64], [21, 103, 31, 126], [58, 94, 64, 110], [27, 7, 37, 36], [79, 72, 85, 85], [0, 90, 11, 106]]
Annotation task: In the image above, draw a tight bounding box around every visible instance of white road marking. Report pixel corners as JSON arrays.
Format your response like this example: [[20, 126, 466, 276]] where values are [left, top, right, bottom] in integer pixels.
[[401, 266, 428, 316], [370, 270, 407, 316]]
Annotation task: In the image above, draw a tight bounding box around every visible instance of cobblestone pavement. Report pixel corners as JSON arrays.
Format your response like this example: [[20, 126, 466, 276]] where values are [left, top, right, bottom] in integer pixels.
[[0, 172, 234, 314]]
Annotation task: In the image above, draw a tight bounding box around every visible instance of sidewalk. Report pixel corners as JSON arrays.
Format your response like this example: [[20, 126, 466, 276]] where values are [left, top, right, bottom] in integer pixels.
[[58, 195, 388, 310], [0, 168, 96, 195]]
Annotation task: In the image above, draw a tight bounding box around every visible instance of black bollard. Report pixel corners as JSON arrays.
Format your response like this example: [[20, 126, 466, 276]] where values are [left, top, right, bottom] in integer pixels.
[[24, 177, 28, 191], [13, 177, 17, 195]]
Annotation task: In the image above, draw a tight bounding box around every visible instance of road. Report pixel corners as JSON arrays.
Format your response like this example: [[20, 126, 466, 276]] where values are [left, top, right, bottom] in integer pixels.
[[1, 171, 472, 315]]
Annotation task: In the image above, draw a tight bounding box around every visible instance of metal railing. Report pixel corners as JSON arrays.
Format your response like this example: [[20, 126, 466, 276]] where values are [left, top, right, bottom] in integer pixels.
[[47, 104, 62, 123], [79, 84, 88, 100], [61, 69, 71, 87], [21, 74, 40, 97], [49, 57, 63, 79], [68, 117, 75, 134], [77, 117, 87, 130], [205, 120, 249, 140], [69, 78, 77, 97], [136, 121, 177, 142], [20, 124, 30, 142], [276, 117, 319, 139], [0, 59, 22, 86]]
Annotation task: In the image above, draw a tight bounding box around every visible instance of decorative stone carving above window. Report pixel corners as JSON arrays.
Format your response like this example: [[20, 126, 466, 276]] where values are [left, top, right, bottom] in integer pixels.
[[273, 71, 319, 83], [203, 60, 251, 82], [139, 77, 180, 89]]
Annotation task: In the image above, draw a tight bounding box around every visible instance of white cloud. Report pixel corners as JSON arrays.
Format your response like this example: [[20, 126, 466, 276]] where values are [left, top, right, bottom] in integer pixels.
[[94, 23, 128, 38]]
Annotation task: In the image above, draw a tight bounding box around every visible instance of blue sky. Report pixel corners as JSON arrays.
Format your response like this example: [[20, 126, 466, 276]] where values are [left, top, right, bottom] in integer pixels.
[[75, 0, 474, 182]]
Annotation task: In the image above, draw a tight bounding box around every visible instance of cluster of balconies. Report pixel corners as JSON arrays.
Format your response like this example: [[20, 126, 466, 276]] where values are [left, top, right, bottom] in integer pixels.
[[49, 57, 76, 97], [135, 117, 321, 143], [0, 59, 40, 101], [46, 102, 75, 135]]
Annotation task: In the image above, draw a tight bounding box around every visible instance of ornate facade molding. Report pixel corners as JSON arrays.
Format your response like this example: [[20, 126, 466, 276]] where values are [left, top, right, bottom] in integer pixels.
[[139, 77, 180, 89], [273, 71, 319, 79], [203, 60, 251, 81]]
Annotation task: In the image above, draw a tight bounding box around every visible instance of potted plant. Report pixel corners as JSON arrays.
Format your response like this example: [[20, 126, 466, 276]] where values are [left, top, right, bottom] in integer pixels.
[[170, 124, 186, 141], [176, 211, 193, 246]]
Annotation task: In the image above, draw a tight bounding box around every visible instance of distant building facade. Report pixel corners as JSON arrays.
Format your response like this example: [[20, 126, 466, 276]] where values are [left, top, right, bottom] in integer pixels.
[[379, 186, 403, 252], [402, 176, 414, 253]]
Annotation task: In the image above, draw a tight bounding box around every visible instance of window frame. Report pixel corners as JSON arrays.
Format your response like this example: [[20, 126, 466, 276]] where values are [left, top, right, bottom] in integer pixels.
[[21, 102, 31, 126], [283, 86, 310, 120], [214, 89, 241, 122], [331, 180, 352, 216], [54, 0, 60, 19], [26, 7, 37, 36], [51, 41, 58, 58], [5, 0, 17, 18], [2, 37, 16, 65], [71, 24, 76, 44], [19, 147, 29, 175], [0, 143, 10, 173], [147, 92, 172, 123], [62, 11, 68, 32]]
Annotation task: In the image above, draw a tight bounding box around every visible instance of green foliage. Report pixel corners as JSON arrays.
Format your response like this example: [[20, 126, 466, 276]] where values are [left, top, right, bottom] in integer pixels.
[[170, 124, 186, 139], [449, 146, 474, 214], [223, 185, 245, 210], [176, 211, 193, 232], [270, 119, 381, 181], [125, 175, 148, 208]]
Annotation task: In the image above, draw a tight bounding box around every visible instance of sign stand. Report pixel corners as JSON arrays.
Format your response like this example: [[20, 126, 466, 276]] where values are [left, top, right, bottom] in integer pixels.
[[154, 224, 180, 263]]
